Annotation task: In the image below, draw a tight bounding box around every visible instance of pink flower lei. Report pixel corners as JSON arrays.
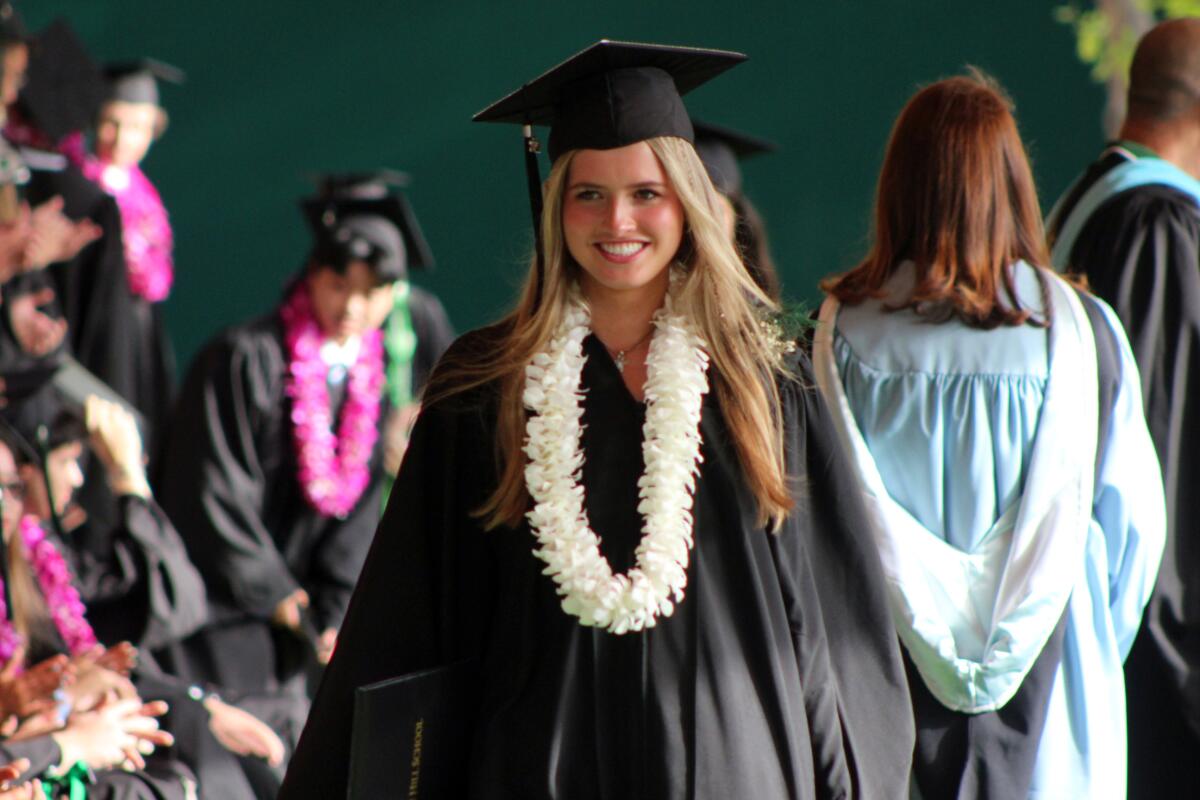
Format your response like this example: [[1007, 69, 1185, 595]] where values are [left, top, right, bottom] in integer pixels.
[[281, 282, 385, 518], [80, 156, 175, 303], [0, 516, 99, 667]]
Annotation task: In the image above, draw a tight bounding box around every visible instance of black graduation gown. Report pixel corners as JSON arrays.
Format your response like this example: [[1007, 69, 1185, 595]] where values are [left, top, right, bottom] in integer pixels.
[[279, 329, 914, 799], [19, 151, 175, 462], [155, 312, 389, 694], [63, 494, 207, 652], [408, 285, 455, 394], [1053, 155, 1200, 798]]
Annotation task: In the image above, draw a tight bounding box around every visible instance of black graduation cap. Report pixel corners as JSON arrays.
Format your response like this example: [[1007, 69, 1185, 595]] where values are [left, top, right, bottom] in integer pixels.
[[300, 170, 434, 280], [0, 2, 27, 47], [692, 119, 777, 197], [104, 58, 185, 106], [473, 40, 746, 306], [18, 19, 106, 142], [1, 355, 145, 449], [474, 40, 745, 159]]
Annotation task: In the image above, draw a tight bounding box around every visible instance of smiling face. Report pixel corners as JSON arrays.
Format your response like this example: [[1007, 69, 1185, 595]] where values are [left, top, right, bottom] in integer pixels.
[[95, 100, 161, 168], [308, 260, 395, 344], [561, 141, 685, 304]]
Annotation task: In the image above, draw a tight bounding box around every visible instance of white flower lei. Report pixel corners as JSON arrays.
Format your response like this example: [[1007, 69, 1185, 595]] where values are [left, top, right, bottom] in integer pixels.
[[522, 277, 710, 634]]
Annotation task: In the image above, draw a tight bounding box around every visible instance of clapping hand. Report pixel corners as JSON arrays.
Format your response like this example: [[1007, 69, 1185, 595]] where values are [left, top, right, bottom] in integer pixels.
[[7, 288, 66, 357], [24, 197, 101, 271], [0, 648, 71, 720], [0, 759, 40, 800]]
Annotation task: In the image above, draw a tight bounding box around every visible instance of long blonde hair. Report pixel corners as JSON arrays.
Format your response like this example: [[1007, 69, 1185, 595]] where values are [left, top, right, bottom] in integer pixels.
[[426, 136, 794, 529]]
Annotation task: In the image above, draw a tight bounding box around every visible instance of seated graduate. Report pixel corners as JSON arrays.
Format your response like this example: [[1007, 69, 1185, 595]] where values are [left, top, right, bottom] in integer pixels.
[[0, 418, 185, 799], [813, 73, 1166, 798], [156, 177, 421, 700], [304, 171, 454, 480], [3, 18, 145, 462], [281, 40, 913, 799], [5, 388, 286, 800], [692, 119, 781, 300]]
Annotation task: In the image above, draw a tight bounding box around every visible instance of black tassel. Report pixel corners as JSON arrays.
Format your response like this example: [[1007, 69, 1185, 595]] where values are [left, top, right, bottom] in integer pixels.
[[523, 124, 545, 310]]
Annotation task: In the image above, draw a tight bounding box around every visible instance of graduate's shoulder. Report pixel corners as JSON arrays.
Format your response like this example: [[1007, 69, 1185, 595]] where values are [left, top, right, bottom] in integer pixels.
[[420, 322, 511, 411], [182, 311, 285, 386], [776, 342, 820, 403], [1090, 181, 1200, 242]]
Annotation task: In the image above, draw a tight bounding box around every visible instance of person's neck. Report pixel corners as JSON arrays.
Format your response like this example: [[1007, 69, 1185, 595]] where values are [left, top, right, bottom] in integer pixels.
[[1120, 118, 1200, 178], [583, 277, 669, 352]]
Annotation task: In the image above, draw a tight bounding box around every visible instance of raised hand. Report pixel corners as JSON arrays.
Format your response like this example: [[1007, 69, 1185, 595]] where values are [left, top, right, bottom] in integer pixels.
[[6, 288, 66, 357], [85, 399, 150, 500], [24, 197, 101, 270]]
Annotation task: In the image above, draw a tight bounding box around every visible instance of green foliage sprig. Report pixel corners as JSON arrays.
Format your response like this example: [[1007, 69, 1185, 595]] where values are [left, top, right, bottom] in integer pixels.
[[1056, 0, 1200, 83]]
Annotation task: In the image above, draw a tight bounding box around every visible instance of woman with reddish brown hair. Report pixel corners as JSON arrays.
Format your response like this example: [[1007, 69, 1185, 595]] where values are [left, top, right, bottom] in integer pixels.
[[814, 73, 1166, 798]]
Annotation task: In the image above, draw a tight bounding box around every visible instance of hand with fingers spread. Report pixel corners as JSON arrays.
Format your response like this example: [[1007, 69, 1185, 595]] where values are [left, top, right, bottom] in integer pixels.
[[204, 697, 285, 767], [0, 649, 71, 720], [85, 398, 151, 500], [24, 197, 101, 271], [6, 288, 66, 357], [52, 697, 173, 772]]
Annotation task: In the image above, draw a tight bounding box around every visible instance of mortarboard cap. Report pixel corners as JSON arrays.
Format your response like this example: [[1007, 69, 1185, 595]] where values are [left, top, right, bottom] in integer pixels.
[[474, 40, 746, 161], [301, 170, 434, 281], [1, 355, 145, 454], [104, 58, 185, 106], [0, 2, 27, 47], [692, 120, 776, 197], [18, 19, 106, 142]]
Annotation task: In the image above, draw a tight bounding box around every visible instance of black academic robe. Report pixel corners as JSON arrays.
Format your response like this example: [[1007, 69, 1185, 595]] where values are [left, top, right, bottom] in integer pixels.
[[19, 152, 175, 462], [279, 329, 914, 799], [407, 285, 455, 394], [1053, 154, 1200, 798], [156, 312, 389, 695], [63, 494, 207, 652]]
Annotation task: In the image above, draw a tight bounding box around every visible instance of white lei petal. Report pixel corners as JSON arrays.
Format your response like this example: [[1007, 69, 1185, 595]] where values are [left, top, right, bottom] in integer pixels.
[[522, 279, 710, 634]]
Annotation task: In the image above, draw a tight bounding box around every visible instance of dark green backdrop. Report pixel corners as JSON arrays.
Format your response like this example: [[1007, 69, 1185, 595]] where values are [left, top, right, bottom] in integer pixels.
[[24, 2, 1104, 370]]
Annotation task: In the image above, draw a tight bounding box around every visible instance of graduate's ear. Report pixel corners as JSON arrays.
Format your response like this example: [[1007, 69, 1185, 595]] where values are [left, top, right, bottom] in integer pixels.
[[154, 108, 169, 139]]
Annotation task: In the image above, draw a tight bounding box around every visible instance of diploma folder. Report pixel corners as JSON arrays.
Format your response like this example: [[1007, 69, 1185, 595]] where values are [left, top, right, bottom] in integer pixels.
[[347, 661, 474, 800]]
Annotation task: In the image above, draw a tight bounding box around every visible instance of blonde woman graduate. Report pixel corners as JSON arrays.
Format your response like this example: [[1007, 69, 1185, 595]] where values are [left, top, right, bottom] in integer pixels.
[[281, 41, 914, 799]]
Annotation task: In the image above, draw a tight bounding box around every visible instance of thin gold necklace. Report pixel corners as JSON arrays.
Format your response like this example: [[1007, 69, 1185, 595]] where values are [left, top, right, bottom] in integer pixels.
[[601, 325, 655, 373]]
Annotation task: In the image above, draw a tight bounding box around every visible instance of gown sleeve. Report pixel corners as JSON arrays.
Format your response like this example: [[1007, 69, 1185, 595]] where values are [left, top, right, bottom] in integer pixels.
[[278, 349, 497, 800], [409, 286, 456, 394], [156, 328, 300, 620], [779, 354, 915, 798], [1070, 189, 1200, 709], [1086, 301, 1167, 658], [75, 494, 208, 650], [305, 473, 387, 633]]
